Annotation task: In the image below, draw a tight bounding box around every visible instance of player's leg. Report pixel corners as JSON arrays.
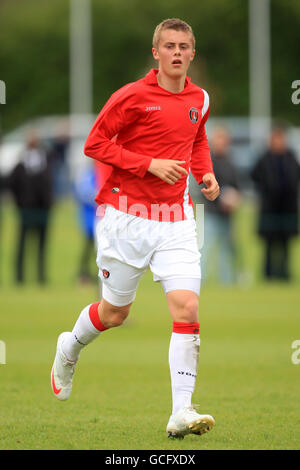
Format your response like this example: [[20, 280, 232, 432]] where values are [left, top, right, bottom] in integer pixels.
[[62, 298, 132, 360], [51, 207, 148, 400], [165, 287, 200, 418], [51, 294, 134, 401], [150, 218, 214, 438], [165, 286, 200, 415], [162, 284, 214, 438]]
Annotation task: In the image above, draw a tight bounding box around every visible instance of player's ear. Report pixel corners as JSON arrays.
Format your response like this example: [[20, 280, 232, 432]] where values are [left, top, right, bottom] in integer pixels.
[[152, 47, 159, 61], [190, 49, 196, 61]]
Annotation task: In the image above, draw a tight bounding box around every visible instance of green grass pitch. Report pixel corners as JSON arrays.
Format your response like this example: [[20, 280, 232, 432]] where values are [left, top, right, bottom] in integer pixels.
[[0, 199, 300, 450]]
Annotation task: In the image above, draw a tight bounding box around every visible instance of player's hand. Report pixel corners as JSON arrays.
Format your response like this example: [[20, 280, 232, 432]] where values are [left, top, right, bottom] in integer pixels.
[[201, 172, 220, 201], [147, 159, 188, 185]]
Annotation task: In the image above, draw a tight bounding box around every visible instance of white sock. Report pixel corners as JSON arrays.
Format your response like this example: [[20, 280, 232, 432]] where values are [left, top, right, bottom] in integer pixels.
[[169, 331, 200, 416], [62, 303, 105, 361]]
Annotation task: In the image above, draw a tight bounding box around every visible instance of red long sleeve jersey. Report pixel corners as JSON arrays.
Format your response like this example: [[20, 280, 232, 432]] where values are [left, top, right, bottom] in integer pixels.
[[84, 68, 213, 221]]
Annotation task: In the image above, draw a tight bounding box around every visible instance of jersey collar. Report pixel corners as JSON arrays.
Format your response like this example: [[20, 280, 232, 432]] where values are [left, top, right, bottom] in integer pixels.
[[144, 68, 191, 92]]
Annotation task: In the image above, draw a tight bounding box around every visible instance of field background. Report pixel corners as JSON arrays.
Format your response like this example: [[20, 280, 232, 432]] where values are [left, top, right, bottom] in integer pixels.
[[0, 198, 300, 450]]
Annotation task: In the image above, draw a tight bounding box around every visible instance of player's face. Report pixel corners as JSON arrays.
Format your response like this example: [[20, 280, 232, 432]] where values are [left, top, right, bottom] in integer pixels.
[[152, 29, 195, 80]]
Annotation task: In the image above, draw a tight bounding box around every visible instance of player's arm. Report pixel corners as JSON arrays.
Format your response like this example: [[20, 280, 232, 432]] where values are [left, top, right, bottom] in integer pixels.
[[85, 88, 188, 185], [84, 89, 152, 178], [190, 98, 219, 201]]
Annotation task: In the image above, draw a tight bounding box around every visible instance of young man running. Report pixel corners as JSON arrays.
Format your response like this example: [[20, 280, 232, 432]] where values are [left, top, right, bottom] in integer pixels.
[[51, 18, 219, 439]]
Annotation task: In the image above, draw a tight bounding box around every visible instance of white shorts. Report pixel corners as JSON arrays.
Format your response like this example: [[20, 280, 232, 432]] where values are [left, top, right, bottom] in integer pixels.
[[95, 206, 201, 306]]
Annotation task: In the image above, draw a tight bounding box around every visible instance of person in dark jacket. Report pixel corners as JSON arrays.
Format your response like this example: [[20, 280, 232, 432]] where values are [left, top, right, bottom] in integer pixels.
[[9, 130, 53, 284], [251, 126, 300, 280]]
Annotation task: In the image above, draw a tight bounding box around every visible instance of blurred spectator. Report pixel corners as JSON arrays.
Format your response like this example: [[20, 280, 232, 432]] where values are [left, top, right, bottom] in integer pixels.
[[73, 164, 98, 284], [8, 130, 53, 284], [251, 126, 300, 281], [190, 127, 241, 284], [0, 173, 5, 193], [51, 123, 70, 200]]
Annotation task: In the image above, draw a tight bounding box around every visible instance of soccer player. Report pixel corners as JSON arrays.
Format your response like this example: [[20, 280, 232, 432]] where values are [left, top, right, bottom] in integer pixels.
[[51, 18, 220, 439]]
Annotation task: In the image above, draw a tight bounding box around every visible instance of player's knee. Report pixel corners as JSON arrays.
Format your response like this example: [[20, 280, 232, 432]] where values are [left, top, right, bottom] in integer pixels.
[[167, 290, 199, 322], [100, 302, 131, 328], [182, 297, 199, 322], [108, 311, 128, 327]]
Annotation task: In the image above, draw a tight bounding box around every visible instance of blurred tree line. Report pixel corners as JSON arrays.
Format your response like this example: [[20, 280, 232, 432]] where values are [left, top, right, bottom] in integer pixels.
[[0, 0, 300, 133]]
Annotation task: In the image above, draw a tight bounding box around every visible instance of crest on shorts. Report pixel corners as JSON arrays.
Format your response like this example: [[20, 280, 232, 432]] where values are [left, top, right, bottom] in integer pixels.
[[189, 107, 199, 123], [102, 269, 110, 279]]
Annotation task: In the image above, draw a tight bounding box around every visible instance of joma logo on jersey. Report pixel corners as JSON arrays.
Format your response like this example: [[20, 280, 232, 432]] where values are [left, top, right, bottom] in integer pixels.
[[189, 107, 199, 123], [145, 105, 161, 111]]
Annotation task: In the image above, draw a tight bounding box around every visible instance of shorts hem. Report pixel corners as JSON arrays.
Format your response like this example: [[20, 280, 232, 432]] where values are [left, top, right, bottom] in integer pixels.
[[102, 283, 136, 307]]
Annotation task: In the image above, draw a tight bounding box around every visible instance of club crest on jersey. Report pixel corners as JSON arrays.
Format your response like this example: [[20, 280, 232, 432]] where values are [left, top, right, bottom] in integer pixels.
[[189, 107, 199, 123], [102, 269, 110, 279]]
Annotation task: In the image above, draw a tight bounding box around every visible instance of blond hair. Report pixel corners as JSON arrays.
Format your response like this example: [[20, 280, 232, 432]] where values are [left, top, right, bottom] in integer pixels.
[[152, 18, 195, 50]]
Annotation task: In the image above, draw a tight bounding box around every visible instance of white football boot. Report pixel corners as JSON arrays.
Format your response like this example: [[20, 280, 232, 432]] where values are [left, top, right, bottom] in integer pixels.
[[166, 406, 215, 439], [51, 332, 78, 401]]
